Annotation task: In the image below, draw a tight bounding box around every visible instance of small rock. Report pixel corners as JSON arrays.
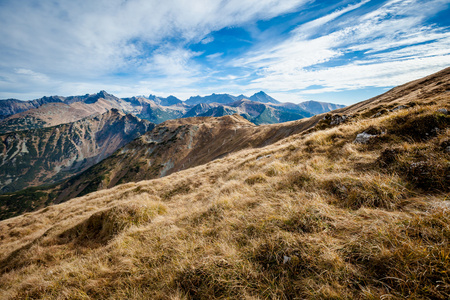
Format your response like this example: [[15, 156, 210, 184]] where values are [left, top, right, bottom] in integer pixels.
[[392, 105, 407, 111], [372, 111, 383, 118], [354, 132, 376, 144], [283, 256, 291, 264], [446, 146, 450, 153], [432, 127, 440, 134], [330, 115, 348, 126], [257, 154, 272, 160], [437, 108, 448, 115]]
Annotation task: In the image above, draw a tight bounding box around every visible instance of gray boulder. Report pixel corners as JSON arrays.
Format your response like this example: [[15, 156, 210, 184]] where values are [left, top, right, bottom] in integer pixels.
[[354, 132, 376, 144]]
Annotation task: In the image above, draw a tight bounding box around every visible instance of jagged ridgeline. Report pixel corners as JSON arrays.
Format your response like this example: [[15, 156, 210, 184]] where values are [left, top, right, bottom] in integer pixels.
[[0, 67, 448, 299], [1, 90, 344, 131]]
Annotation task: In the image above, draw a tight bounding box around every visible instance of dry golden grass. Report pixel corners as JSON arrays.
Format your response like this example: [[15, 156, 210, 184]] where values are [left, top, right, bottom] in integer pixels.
[[0, 100, 449, 299]]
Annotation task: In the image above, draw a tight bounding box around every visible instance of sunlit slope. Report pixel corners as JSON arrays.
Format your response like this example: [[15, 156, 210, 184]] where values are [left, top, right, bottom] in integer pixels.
[[0, 67, 448, 299]]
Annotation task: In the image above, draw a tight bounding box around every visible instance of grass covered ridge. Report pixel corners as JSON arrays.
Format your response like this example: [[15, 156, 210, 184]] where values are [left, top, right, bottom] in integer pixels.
[[0, 102, 449, 299]]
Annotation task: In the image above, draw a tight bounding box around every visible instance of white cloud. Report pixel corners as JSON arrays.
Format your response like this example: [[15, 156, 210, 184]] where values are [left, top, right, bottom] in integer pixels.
[[0, 0, 308, 75], [0, 0, 309, 99], [201, 36, 214, 44], [206, 53, 223, 60], [145, 48, 202, 76], [236, 0, 450, 96], [14, 69, 49, 81], [292, 0, 370, 36]]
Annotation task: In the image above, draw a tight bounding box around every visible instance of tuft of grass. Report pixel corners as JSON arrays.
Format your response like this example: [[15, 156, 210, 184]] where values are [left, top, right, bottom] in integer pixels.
[[378, 143, 450, 191], [161, 182, 192, 200], [387, 109, 450, 142], [324, 174, 408, 210], [57, 200, 167, 247], [244, 173, 267, 185], [278, 169, 314, 191], [280, 204, 333, 234]]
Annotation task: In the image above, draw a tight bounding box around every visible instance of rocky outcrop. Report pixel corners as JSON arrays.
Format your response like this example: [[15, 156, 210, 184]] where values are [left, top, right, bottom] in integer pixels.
[[354, 132, 376, 144]]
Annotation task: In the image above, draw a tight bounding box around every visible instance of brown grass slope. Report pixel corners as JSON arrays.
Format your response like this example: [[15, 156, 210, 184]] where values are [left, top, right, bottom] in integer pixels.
[[0, 68, 449, 299], [0, 113, 322, 220], [57, 113, 322, 196]]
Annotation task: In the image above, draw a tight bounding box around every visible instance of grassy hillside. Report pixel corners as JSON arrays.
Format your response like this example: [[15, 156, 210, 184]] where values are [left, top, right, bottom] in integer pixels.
[[0, 76, 448, 299], [0, 114, 322, 220]]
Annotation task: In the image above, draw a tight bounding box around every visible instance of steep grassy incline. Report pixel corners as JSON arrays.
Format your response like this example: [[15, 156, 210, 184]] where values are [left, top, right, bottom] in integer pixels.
[[0, 69, 448, 299]]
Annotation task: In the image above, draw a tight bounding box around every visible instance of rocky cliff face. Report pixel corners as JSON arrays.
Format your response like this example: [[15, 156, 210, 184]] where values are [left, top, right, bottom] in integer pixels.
[[0, 109, 153, 194]]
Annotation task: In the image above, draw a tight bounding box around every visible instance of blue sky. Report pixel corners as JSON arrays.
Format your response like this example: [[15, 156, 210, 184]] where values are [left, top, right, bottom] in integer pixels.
[[0, 0, 449, 105]]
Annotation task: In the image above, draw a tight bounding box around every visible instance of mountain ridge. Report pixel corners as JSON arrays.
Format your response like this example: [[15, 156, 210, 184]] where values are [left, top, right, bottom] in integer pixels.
[[1, 91, 344, 126]]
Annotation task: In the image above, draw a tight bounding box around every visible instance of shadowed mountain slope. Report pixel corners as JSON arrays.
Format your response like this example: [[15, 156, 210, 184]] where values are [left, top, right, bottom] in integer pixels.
[[185, 93, 240, 105], [148, 95, 183, 106], [0, 109, 152, 195], [297, 100, 345, 114], [195, 99, 313, 125]]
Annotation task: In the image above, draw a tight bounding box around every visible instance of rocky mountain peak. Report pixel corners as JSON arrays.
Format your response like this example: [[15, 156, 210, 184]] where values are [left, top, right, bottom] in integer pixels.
[[97, 90, 113, 98], [249, 91, 279, 104]]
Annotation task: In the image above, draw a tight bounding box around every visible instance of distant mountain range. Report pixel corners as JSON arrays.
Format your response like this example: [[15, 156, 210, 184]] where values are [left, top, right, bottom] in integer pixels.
[[0, 91, 345, 129]]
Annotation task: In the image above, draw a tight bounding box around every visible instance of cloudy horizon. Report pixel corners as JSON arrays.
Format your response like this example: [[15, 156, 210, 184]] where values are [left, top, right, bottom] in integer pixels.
[[0, 0, 449, 105]]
